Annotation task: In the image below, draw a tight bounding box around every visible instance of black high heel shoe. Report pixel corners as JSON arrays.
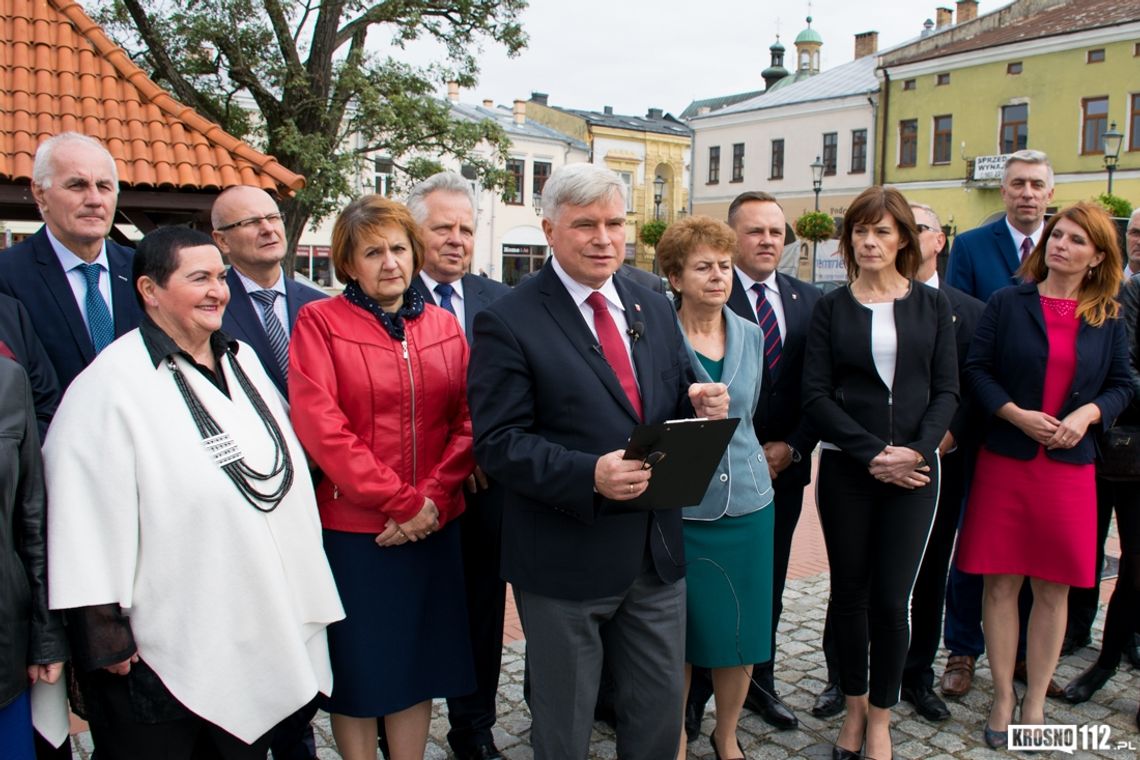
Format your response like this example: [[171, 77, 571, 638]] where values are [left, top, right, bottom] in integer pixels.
[[831, 746, 860, 760], [710, 730, 744, 760], [983, 699, 1017, 750]]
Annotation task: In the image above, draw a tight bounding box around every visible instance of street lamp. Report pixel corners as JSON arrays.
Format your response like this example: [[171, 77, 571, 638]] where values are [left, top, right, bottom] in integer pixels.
[[532, 190, 543, 217], [809, 155, 825, 283], [653, 175, 666, 220], [1102, 121, 1124, 196]]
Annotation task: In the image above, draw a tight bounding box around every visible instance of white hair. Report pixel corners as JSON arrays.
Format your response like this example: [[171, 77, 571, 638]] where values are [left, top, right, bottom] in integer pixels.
[[406, 171, 476, 224], [1002, 149, 1053, 188], [909, 202, 941, 228], [32, 132, 118, 190], [541, 163, 626, 221]]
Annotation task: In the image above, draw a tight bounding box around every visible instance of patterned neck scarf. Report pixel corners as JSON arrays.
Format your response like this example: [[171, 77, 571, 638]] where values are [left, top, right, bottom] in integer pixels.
[[343, 280, 425, 341]]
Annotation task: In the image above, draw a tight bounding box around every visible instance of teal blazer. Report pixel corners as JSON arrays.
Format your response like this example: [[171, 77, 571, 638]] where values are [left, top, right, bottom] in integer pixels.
[[680, 307, 774, 520]]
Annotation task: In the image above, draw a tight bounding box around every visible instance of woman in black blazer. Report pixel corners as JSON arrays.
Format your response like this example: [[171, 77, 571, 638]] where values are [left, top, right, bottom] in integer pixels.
[[956, 202, 1132, 748], [803, 186, 958, 760]]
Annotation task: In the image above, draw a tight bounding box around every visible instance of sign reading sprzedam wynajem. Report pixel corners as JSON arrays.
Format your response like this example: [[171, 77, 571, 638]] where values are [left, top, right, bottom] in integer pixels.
[[973, 154, 1012, 181]]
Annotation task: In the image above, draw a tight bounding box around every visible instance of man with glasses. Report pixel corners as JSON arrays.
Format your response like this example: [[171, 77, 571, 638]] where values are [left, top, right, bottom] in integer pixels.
[[212, 185, 326, 398]]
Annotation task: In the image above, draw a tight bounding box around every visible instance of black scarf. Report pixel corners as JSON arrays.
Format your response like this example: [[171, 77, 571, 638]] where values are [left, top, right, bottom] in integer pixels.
[[343, 280, 425, 341]]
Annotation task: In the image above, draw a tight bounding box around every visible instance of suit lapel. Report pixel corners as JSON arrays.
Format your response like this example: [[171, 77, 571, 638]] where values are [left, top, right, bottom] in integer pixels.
[[727, 271, 756, 324], [31, 231, 95, 363], [224, 268, 284, 391], [615, 275, 652, 420], [461, 273, 483, 337], [106, 243, 138, 337], [994, 221, 1021, 280], [540, 267, 641, 422]]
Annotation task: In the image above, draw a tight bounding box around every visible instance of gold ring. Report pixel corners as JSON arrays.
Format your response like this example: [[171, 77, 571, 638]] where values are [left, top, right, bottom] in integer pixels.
[[629, 483, 634, 494]]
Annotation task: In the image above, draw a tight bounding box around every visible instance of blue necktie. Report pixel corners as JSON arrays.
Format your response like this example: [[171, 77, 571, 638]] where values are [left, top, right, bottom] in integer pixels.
[[434, 282, 457, 316], [752, 283, 783, 377], [249, 289, 290, 381], [78, 263, 114, 353]]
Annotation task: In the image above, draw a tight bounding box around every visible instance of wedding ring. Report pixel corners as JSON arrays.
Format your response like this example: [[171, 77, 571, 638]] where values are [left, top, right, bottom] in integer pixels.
[[629, 483, 634, 494]]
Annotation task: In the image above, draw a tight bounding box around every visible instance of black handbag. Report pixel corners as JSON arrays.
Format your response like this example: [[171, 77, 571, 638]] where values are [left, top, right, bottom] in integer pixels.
[[1098, 425, 1140, 481]]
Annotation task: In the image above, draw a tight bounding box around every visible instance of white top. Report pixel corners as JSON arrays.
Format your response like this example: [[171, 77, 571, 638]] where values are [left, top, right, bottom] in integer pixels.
[[866, 301, 898, 391], [736, 266, 787, 341], [234, 266, 289, 334], [45, 332, 344, 742], [418, 270, 466, 332], [46, 228, 111, 334]]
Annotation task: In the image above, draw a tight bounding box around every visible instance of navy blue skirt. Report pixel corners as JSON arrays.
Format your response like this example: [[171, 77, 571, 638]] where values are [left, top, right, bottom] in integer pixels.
[[321, 521, 475, 716]]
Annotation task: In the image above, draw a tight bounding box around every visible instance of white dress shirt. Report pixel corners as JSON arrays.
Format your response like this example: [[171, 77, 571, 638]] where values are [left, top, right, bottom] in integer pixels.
[[735, 266, 787, 340], [551, 257, 638, 384], [46, 228, 111, 334], [418, 271, 466, 333], [234, 267, 289, 337]]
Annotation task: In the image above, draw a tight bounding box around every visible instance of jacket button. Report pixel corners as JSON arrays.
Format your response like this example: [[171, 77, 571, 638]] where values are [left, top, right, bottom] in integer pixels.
[[757, 453, 764, 462], [719, 473, 729, 482]]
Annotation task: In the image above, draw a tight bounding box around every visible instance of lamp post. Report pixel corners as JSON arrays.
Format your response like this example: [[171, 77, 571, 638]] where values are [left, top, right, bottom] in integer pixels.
[[1102, 121, 1124, 196], [809, 155, 825, 282], [532, 191, 543, 218], [653, 175, 666, 221]]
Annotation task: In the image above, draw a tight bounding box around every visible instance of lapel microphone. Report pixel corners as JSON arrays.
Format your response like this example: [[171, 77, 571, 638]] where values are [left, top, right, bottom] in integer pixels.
[[628, 322, 645, 343]]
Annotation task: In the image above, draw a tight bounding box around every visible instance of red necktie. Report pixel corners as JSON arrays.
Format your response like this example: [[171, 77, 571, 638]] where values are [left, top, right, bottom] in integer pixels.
[[586, 292, 642, 420]]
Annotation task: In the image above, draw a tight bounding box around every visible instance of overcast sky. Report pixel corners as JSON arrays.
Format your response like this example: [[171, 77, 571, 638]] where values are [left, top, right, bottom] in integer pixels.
[[392, 0, 1009, 117]]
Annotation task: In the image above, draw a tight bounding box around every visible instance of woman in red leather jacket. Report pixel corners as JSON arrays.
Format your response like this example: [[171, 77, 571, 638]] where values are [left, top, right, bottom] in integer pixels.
[[289, 195, 476, 760]]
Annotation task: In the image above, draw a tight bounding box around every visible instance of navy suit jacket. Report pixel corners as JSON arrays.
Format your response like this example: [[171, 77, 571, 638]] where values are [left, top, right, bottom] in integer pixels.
[[941, 283, 985, 444], [412, 272, 511, 342], [0, 293, 60, 438], [946, 217, 1025, 302], [725, 270, 821, 486], [467, 264, 694, 601], [964, 282, 1134, 464], [0, 227, 142, 391], [220, 266, 327, 397]]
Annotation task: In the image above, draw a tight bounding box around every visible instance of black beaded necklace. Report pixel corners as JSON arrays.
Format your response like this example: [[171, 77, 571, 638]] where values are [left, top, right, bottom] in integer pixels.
[[166, 351, 294, 512]]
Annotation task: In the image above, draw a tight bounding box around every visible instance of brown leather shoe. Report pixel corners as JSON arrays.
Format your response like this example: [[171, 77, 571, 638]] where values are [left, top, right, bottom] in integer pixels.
[[940, 655, 976, 696], [1013, 660, 1063, 698]]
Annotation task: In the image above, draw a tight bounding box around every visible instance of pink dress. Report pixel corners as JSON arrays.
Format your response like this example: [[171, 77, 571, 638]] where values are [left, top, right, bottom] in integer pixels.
[[957, 296, 1096, 587]]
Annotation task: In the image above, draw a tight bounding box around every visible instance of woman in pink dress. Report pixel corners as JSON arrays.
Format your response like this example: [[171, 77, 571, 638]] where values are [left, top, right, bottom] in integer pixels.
[[957, 202, 1133, 749]]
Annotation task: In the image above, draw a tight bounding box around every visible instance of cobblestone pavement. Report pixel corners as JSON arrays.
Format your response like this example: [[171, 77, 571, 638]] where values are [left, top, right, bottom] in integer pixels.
[[70, 573, 1139, 759]]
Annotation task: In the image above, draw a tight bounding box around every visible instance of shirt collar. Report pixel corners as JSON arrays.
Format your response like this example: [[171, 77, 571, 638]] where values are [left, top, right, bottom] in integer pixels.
[[233, 266, 286, 297], [735, 266, 780, 295], [46, 227, 109, 273], [924, 271, 941, 289], [419, 270, 464, 300], [140, 314, 239, 369], [1005, 218, 1044, 252], [551, 255, 622, 310]]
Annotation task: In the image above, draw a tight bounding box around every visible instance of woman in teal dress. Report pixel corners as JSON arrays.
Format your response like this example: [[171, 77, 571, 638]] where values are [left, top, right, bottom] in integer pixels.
[[658, 216, 775, 760]]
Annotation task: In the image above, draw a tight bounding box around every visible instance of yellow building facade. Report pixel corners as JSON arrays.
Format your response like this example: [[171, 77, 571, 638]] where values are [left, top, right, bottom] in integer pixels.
[[878, 0, 1140, 234]]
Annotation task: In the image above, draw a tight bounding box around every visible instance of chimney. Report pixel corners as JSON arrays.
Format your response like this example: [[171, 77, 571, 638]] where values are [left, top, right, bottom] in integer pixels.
[[513, 99, 526, 125], [936, 7, 953, 28], [921, 18, 934, 36], [646, 107, 663, 120], [530, 91, 549, 106], [956, 0, 978, 23], [446, 81, 459, 103], [854, 31, 879, 59], [603, 106, 613, 115], [482, 98, 494, 108]]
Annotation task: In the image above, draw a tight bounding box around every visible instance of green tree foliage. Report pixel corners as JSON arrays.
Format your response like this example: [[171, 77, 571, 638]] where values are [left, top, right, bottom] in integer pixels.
[[95, 0, 528, 269], [1097, 193, 1133, 219], [794, 210, 835, 243], [639, 219, 668, 249]]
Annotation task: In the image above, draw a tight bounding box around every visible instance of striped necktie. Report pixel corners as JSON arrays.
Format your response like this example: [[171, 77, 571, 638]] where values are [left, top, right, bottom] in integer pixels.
[[77, 263, 114, 353], [752, 283, 782, 377], [249, 289, 290, 381]]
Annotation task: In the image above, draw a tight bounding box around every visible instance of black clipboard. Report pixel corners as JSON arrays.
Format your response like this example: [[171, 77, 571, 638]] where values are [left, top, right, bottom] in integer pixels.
[[620, 417, 739, 510]]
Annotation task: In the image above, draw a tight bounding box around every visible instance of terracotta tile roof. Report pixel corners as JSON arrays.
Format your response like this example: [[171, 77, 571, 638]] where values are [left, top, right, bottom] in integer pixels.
[[886, 0, 1140, 67], [0, 0, 303, 194]]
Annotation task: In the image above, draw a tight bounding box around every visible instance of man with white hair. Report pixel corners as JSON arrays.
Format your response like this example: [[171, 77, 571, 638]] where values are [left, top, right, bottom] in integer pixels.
[[0, 132, 142, 391], [467, 163, 729, 759]]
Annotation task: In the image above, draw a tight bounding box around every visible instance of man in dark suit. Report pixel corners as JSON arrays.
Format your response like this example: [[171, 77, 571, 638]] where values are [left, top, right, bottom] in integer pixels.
[[899, 203, 985, 722], [212, 185, 326, 399], [407, 172, 511, 760], [0, 133, 142, 393], [0, 293, 60, 438], [467, 163, 727, 759], [699, 191, 827, 727], [941, 150, 1056, 698], [210, 185, 326, 760]]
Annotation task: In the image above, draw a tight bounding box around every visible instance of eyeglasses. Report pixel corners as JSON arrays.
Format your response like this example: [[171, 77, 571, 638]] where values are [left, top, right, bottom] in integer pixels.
[[215, 212, 287, 232], [916, 223, 938, 233]]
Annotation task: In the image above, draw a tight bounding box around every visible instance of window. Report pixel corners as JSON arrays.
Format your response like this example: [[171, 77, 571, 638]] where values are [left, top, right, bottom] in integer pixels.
[[822, 133, 837, 176], [501, 244, 547, 286], [731, 143, 745, 182], [617, 171, 634, 212], [770, 139, 784, 180], [903, 79, 916, 91], [850, 129, 867, 174], [936, 73, 951, 86], [1135, 42, 1140, 57], [1087, 48, 1105, 63], [1082, 97, 1109, 154], [708, 146, 720, 184], [1132, 93, 1140, 151], [933, 115, 953, 164], [373, 157, 394, 196], [899, 119, 918, 167], [505, 158, 524, 204], [532, 161, 551, 199], [1000, 104, 1028, 153], [1007, 61, 1023, 75]]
